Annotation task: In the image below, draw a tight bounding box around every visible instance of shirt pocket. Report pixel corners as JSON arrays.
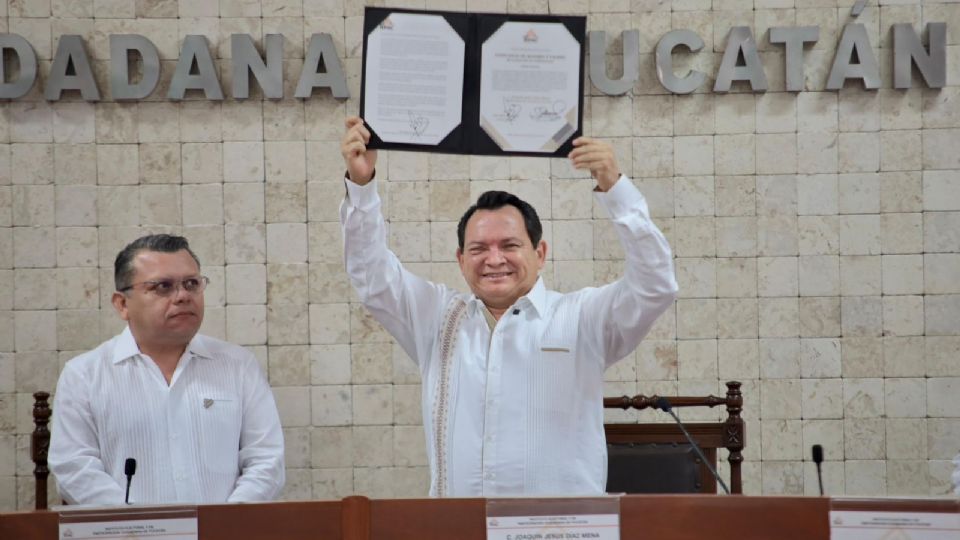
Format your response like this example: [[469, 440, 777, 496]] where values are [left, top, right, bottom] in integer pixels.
[[198, 395, 242, 474], [535, 344, 576, 414]]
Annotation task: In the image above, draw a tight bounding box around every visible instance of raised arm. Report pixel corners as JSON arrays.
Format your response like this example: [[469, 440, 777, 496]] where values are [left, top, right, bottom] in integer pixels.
[[569, 137, 679, 366], [339, 116, 452, 364]]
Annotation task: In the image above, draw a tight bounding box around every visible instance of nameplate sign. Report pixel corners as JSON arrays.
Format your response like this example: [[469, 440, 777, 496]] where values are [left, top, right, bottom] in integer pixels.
[[830, 510, 960, 540], [486, 497, 620, 540], [58, 506, 198, 540]]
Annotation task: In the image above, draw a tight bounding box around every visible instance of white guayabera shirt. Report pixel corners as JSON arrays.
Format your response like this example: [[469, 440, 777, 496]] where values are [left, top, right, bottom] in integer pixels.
[[341, 175, 678, 497], [49, 327, 285, 505]]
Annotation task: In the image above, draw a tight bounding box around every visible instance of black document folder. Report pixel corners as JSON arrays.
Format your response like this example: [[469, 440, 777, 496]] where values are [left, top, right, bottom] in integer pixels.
[[360, 7, 586, 157]]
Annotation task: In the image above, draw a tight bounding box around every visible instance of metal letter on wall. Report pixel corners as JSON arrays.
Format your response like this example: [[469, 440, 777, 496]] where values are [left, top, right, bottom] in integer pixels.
[[232, 33, 284, 99], [826, 23, 880, 90], [655, 29, 706, 95], [714, 27, 767, 92], [588, 30, 640, 96], [295, 33, 349, 99], [168, 35, 224, 100], [110, 35, 161, 100], [46, 35, 101, 101], [0, 34, 38, 99], [769, 26, 819, 92], [893, 22, 946, 89]]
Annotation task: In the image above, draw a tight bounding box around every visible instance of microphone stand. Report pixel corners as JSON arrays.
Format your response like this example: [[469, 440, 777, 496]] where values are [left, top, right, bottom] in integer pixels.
[[812, 445, 825, 496], [656, 397, 731, 495], [124, 458, 136, 504]]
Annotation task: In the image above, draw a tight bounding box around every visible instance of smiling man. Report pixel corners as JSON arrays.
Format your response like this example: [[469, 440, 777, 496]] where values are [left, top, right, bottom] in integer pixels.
[[49, 234, 284, 505], [340, 117, 678, 497]]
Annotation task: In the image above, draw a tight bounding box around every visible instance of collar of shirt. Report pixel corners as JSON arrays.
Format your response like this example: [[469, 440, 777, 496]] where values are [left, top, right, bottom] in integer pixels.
[[465, 276, 547, 320], [111, 326, 213, 364]]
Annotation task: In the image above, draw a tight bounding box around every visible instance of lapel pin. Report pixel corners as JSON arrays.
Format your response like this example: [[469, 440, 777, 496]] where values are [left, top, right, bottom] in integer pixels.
[[203, 398, 214, 409]]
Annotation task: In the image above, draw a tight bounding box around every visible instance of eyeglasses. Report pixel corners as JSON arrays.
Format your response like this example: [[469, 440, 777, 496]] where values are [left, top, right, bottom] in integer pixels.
[[119, 276, 210, 297]]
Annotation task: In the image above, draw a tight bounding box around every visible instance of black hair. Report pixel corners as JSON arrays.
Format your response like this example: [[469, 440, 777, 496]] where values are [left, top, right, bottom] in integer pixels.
[[456, 191, 542, 250], [114, 234, 200, 291]]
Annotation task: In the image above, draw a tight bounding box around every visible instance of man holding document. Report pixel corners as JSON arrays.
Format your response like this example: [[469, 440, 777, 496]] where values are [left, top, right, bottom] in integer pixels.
[[340, 116, 678, 497]]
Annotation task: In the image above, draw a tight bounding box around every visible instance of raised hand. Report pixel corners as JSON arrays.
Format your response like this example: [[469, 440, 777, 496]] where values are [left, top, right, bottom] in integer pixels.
[[568, 137, 621, 192], [341, 116, 378, 185]]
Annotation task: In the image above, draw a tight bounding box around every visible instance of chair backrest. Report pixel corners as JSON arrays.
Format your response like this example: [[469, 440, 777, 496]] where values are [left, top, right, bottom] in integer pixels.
[[31, 391, 52, 510], [603, 381, 745, 494]]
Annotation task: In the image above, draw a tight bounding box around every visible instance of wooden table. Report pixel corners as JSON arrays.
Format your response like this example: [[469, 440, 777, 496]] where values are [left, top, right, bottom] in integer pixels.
[[1, 495, 956, 539]]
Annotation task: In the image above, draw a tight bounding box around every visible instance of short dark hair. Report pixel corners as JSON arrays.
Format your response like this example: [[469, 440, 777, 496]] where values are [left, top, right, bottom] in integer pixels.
[[457, 191, 542, 250], [114, 234, 200, 291]]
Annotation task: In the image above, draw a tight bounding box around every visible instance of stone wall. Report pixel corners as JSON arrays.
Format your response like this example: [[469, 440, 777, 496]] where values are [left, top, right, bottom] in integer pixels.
[[1, 0, 959, 510]]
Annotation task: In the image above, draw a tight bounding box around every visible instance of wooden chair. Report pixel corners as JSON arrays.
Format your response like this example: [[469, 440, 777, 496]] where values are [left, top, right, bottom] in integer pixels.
[[604, 381, 745, 494], [31, 391, 52, 510]]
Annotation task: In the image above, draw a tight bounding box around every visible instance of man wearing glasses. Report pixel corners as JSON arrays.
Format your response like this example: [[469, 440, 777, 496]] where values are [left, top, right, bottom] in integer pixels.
[[49, 234, 285, 505]]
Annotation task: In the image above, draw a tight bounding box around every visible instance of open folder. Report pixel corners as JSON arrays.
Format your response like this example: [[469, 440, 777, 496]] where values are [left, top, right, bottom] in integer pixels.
[[360, 7, 586, 157]]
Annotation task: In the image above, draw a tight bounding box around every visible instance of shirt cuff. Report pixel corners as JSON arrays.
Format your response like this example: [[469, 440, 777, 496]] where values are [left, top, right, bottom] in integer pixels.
[[343, 176, 380, 213], [594, 174, 647, 220]]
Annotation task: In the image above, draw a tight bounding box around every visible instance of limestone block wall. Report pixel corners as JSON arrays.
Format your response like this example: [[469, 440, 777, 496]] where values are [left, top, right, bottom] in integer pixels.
[[0, 0, 958, 510]]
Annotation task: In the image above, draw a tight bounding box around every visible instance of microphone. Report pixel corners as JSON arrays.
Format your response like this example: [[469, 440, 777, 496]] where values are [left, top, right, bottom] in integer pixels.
[[654, 397, 731, 495], [124, 458, 137, 504], [811, 445, 824, 496]]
